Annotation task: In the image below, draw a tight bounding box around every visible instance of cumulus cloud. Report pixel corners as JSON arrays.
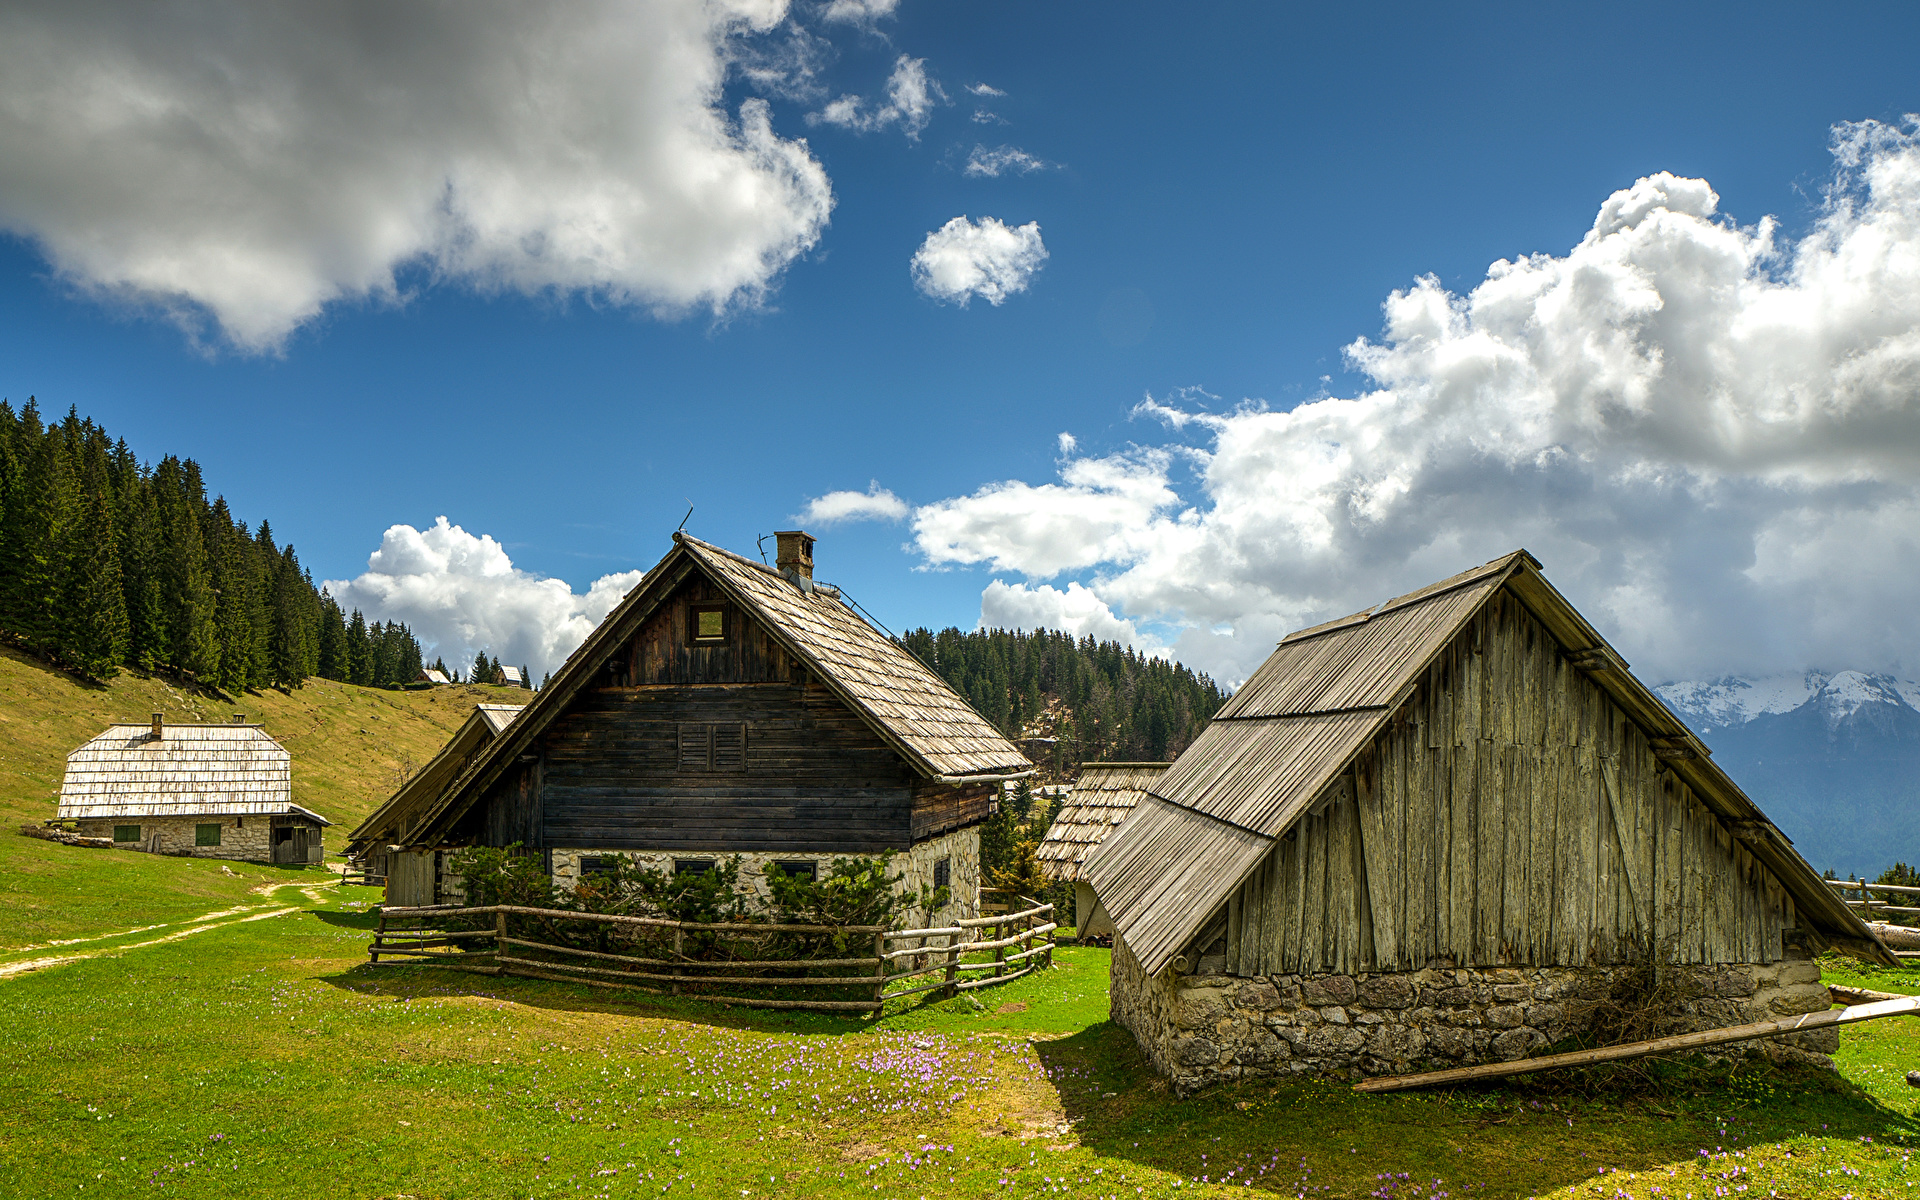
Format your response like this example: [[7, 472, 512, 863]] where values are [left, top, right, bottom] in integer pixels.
[[326, 517, 641, 681], [797, 481, 910, 525], [967, 82, 1006, 97], [980, 580, 1166, 655], [0, 2, 832, 352], [964, 145, 1051, 178], [910, 118, 1920, 687], [809, 55, 942, 140], [910, 215, 1047, 306]]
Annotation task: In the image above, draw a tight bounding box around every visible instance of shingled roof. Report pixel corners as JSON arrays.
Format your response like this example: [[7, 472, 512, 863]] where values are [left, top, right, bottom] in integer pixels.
[[345, 704, 524, 853], [393, 532, 1029, 848], [1037, 763, 1168, 882], [1083, 550, 1892, 975], [58, 721, 326, 824]]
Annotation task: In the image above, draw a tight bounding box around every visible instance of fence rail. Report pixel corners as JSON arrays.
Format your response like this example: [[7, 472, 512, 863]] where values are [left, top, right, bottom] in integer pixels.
[[367, 891, 1054, 1014]]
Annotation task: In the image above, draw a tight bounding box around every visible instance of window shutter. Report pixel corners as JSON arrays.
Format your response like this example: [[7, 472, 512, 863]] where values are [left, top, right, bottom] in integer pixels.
[[678, 724, 711, 771], [711, 723, 746, 771]]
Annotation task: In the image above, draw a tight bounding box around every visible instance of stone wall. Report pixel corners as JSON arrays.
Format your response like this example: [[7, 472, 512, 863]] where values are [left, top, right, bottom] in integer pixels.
[[1111, 937, 1835, 1094], [74, 816, 286, 863], [549, 826, 980, 926]]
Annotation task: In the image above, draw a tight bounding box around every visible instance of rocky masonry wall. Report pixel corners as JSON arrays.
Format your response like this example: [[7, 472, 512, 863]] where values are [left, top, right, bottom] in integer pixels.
[[75, 816, 280, 862], [550, 826, 981, 926], [1111, 937, 1836, 1094]]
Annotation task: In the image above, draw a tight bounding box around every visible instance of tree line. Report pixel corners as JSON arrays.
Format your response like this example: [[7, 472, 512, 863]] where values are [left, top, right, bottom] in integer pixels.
[[0, 399, 424, 690], [900, 625, 1227, 773]]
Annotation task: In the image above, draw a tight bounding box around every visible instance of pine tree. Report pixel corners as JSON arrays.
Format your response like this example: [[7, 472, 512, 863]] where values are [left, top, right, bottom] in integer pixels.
[[208, 501, 259, 694], [154, 457, 218, 677], [346, 609, 370, 684], [472, 650, 491, 686], [57, 446, 128, 678], [120, 479, 167, 672], [3, 403, 72, 654], [266, 546, 310, 688], [316, 589, 349, 680]]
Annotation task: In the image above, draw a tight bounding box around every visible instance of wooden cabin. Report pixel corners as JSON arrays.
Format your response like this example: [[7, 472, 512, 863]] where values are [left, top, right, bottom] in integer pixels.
[[57, 713, 329, 864], [1084, 551, 1893, 1091], [1037, 763, 1168, 939], [350, 531, 1031, 921], [499, 665, 528, 689], [346, 703, 525, 904]]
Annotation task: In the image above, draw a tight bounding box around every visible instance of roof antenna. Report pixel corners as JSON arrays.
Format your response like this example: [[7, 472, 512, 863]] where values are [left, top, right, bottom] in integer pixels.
[[676, 502, 693, 534], [755, 534, 771, 565]]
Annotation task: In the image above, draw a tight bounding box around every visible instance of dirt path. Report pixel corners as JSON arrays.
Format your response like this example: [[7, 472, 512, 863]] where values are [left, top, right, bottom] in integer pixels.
[[0, 879, 331, 980]]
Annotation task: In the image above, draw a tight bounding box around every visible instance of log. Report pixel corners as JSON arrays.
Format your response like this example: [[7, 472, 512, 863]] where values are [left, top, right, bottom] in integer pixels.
[[954, 965, 1033, 990], [377, 928, 499, 940], [497, 937, 878, 970], [496, 954, 881, 987], [1832, 984, 1910, 1005], [1354, 994, 1920, 1093], [1831, 880, 1920, 897], [379, 902, 887, 935]]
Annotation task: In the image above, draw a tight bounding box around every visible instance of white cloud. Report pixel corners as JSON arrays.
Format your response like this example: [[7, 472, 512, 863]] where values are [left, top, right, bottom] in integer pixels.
[[0, 2, 833, 352], [910, 118, 1920, 687], [910, 215, 1047, 306], [820, 0, 900, 24], [967, 82, 1006, 98], [971, 109, 1008, 126], [964, 145, 1050, 178], [808, 55, 943, 141], [980, 580, 1165, 655], [1057, 432, 1078, 456], [797, 481, 910, 525], [326, 517, 641, 681]]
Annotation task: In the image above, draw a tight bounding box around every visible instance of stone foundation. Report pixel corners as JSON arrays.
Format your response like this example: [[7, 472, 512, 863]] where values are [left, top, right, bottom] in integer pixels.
[[74, 816, 290, 863], [1111, 937, 1836, 1094], [549, 826, 981, 926]]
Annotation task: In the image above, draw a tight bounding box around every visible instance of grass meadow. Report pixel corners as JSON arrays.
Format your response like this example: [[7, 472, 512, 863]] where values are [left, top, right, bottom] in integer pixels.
[[4, 873, 1920, 1199]]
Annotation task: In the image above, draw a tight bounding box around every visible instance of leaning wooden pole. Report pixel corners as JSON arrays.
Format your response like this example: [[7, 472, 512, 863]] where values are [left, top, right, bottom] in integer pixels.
[[1354, 993, 1920, 1094]]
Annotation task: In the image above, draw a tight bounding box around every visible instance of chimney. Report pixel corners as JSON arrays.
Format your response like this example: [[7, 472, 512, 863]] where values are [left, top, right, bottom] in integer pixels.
[[151, 712, 164, 741], [232, 713, 247, 724], [775, 530, 816, 587]]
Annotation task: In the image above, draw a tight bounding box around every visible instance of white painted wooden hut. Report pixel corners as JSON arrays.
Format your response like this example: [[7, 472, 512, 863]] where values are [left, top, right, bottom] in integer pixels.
[[1037, 763, 1168, 938], [56, 714, 329, 864]]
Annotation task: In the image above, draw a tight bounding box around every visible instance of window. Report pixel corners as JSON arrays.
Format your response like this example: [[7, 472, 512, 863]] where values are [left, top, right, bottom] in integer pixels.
[[113, 825, 141, 843], [772, 860, 817, 882], [932, 857, 951, 890], [688, 604, 728, 644], [195, 823, 222, 847], [579, 856, 619, 878], [678, 723, 746, 771], [674, 858, 715, 875]]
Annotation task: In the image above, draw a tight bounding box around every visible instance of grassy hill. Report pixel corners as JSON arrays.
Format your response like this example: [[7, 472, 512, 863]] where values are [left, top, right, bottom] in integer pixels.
[[0, 643, 527, 948]]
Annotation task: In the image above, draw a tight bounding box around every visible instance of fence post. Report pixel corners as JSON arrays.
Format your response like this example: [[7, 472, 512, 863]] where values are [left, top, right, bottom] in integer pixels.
[[494, 908, 507, 974], [1022, 899, 1034, 967], [994, 916, 1007, 979], [370, 912, 387, 964], [943, 930, 960, 1000], [872, 930, 887, 1015], [671, 925, 684, 996]]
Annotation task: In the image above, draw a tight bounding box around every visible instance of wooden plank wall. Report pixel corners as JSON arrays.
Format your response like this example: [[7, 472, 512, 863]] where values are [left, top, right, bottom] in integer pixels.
[[1222, 590, 1794, 975]]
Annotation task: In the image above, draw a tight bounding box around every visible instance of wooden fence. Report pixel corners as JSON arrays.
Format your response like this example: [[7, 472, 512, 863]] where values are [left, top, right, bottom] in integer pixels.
[[1830, 879, 1920, 957], [367, 890, 1054, 1014]]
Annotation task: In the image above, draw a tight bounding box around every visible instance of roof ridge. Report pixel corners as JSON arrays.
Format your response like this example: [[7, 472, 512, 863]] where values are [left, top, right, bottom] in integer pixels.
[[1279, 551, 1529, 647]]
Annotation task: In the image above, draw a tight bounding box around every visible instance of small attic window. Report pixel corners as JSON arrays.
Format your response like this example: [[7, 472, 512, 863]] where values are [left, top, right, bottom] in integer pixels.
[[689, 604, 728, 644]]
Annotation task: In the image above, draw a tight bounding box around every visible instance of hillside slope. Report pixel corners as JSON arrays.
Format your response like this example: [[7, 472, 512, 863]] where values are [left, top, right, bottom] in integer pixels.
[[0, 644, 526, 947]]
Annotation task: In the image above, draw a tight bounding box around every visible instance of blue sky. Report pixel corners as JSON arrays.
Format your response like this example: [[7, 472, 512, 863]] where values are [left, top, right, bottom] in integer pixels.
[[3, 2, 1920, 685]]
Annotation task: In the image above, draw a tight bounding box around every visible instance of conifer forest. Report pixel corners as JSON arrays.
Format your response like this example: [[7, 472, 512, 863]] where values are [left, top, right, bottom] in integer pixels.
[[0, 399, 423, 689]]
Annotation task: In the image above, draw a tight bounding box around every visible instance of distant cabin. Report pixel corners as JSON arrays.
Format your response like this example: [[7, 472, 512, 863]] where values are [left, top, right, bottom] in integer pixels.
[[348, 703, 524, 905], [1084, 551, 1894, 1092], [348, 530, 1031, 921], [57, 714, 330, 864], [419, 668, 450, 686], [499, 665, 528, 689], [1037, 763, 1168, 939]]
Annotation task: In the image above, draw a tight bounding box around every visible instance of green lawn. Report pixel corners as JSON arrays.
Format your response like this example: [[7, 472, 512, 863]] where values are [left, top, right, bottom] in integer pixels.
[[6, 880, 1920, 1199]]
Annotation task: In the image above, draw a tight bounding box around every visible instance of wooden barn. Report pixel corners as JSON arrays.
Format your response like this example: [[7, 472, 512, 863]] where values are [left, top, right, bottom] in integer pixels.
[[346, 703, 525, 905], [1083, 550, 1894, 1091], [351, 531, 1032, 920], [57, 713, 330, 864], [1037, 763, 1168, 939]]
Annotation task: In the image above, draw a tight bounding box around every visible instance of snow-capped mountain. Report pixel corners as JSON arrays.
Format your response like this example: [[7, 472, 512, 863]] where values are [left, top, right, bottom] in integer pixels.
[[1655, 671, 1920, 880]]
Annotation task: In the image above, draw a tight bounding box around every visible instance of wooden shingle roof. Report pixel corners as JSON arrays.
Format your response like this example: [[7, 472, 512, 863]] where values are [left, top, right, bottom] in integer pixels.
[[345, 704, 524, 852], [1084, 550, 1891, 975], [397, 532, 1028, 848], [1037, 763, 1167, 882], [57, 722, 325, 824]]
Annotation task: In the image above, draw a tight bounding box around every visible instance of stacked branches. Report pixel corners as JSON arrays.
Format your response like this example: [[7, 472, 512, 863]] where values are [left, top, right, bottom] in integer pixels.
[[0, 399, 423, 688]]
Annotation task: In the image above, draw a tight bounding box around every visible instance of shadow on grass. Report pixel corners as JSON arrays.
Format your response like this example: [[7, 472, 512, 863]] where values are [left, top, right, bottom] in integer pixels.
[[1023, 1023, 1920, 1199]]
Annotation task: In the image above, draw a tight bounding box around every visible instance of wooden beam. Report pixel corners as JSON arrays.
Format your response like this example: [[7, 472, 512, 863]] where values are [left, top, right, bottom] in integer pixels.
[[1353, 994, 1920, 1093]]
